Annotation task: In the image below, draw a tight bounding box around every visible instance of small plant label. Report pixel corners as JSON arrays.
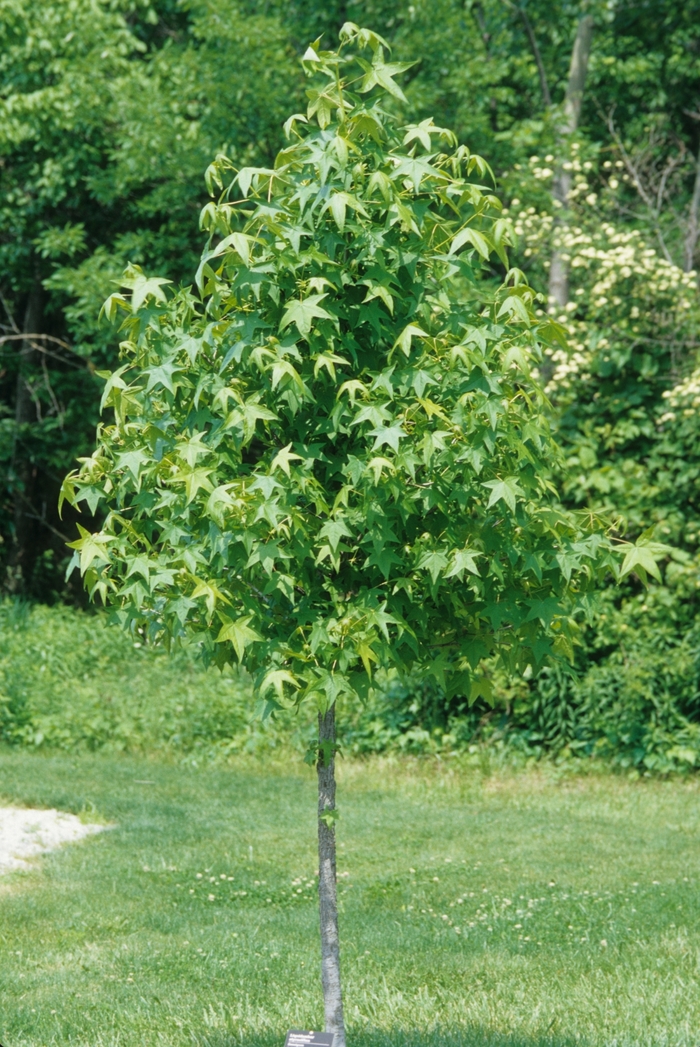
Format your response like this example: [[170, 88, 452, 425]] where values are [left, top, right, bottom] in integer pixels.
[[284, 1032, 334, 1047]]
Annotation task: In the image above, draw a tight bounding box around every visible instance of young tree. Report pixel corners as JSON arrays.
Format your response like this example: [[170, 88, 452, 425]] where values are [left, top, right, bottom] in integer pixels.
[[62, 24, 636, 1045]]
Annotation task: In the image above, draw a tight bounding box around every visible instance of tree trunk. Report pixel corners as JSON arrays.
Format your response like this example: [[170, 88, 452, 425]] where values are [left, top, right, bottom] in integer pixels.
[[548, 14, 594, 311], [6, 281, 43, 593], [683, 139, 700, 276], [317, 705, 345, 1047]]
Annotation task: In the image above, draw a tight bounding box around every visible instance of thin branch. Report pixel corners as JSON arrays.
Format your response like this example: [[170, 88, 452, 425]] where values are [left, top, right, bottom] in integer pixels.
[[470, 1, 492, 54], [0, 332, 76, 353], [518, 6, 552, 107], [14, 491, 74, 543], [655, 148, 686, 216], [0, 291, 21, 334], [0, 332, 87, 370], [499, 0, 552, 107], [39, 352, 64, 423], [606, 112, 674, 265]]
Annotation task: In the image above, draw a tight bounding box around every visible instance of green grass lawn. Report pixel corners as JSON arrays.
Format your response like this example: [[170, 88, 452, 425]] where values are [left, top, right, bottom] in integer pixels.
[[1, 751, 699, 1047]]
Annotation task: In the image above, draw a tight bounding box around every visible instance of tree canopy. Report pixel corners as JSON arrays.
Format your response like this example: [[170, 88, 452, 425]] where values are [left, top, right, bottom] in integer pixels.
[[61, 23, 640, 713]]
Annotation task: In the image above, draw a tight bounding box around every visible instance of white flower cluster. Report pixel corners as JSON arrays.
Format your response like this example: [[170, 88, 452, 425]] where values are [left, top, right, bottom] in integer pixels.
[[660, 369, 700, 422], [507, 181, 700, 397]]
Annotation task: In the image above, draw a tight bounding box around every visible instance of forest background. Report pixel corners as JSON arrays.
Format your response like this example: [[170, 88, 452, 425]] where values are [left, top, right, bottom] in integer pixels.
[[1, 0, 700, 773]]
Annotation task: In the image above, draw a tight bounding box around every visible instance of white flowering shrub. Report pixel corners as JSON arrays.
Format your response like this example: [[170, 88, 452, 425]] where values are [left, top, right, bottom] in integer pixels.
[[502, 149, 700, 541]]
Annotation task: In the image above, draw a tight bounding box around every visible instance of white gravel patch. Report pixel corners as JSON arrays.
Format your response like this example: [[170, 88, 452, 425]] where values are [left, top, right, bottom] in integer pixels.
[[0, 807, 108, 873]]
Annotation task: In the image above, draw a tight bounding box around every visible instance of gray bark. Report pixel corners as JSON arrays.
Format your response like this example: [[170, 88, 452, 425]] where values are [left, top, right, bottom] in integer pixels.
[[561, 14, 594, 136], [317, 705, 345, 1047], [683, 140, 700, 275], [6, 281, 43, 592], [548, 13, 594, 310]]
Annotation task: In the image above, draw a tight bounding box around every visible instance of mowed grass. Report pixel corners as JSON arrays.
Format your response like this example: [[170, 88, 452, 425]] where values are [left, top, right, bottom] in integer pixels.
[[1, 751, 699, 1047]]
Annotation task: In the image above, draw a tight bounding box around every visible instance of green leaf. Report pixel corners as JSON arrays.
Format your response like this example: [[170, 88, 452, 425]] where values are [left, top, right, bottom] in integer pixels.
[[445, 548, 482, 579], [482, 477, 524, 512], [620, 542, 664, 584], [393, 324, 428, 357], [270, 443, 302, 476], [417, 550, 449, 584], [330, 193, 347, 232], [368, 422, 407, 453], [318, 518, 353, 552], [449, 226, 491, 260], [66, 524, 115, 572], [128, 274, 171, 312], [319, 807, 340, 829], [216, 615, 264, 661], [280, 294, 333, 338]]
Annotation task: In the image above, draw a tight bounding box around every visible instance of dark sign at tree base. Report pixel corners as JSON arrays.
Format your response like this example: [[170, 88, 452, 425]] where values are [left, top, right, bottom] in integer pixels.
[[284, 1031, 334, 1047]]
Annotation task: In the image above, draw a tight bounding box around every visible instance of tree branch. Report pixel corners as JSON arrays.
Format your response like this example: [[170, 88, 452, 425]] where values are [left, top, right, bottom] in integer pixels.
[[0, 332, 87, 370], [499, 0, 552, 107], [518, 5, 552, 107]]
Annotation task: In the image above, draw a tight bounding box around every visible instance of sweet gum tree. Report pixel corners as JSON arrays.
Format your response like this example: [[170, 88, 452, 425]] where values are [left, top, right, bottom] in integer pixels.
[[61, 24, 645, 1046]]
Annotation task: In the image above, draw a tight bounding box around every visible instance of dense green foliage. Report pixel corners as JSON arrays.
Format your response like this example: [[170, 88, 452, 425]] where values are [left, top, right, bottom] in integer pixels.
[[3, 599, 698, 776], [2, 0, 700, 765], [0, 599, 269, 757]]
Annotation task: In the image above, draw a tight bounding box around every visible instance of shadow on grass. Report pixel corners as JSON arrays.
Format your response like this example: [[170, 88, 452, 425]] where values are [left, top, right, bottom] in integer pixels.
[[196, 1029, 582, 1047]]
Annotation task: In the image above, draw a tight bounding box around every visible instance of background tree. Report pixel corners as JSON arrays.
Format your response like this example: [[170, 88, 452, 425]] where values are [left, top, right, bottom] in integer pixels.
[[61, 24, 649, 1040]]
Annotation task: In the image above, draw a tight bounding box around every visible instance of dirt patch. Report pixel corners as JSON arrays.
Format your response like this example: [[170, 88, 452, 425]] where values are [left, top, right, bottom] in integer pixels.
[[0, 807, 108, 873]]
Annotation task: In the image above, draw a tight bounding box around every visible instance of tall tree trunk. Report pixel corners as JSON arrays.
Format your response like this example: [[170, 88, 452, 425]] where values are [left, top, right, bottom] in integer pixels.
[[683, 139, 700, 276], [317, 705, 345, 1047], [6, 280, 43, 593], [548, 13, 594, 310]]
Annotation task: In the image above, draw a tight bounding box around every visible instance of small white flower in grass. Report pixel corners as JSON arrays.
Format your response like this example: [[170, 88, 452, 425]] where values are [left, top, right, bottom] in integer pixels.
[[196, 873, 203, 879], [600, 939, 608, 947], [208, 893, 216, 901]]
